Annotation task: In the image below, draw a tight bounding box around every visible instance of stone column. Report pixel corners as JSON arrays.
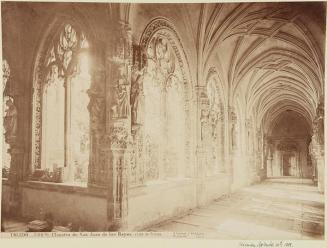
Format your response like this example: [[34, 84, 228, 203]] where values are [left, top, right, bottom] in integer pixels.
[[217, 107, 225, 173], [195, 86, 207, 206], [107, 121, 131, 230], [310, 100, 324, 193], [87, 67, 107, 188], [245, 119, 254, 183], [106, 21, 132, 230], [228, 107, 237, 186], [3, 60, 26, 216]]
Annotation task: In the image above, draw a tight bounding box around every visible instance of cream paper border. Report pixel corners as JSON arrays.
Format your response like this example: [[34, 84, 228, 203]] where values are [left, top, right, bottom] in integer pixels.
[[0, 0, 326, 247]]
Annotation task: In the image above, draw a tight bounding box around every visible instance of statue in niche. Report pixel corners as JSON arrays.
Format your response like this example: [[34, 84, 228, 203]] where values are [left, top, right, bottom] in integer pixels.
[[207, 80, 218, 112], [4, 97, 17, 139], [209, 111, 218, 140], [111, 65, 130, 119], [155, 37, 175, 76], [131, 66, 144, 125], [200, 109, 210, 141]]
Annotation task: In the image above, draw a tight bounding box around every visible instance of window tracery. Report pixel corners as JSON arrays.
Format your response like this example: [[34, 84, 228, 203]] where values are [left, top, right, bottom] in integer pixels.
[[32, 23, 91, 183], [129, 19, 191, 185]]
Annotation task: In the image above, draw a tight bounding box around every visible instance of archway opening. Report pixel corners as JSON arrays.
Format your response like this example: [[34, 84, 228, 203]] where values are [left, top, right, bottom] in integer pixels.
[[266, 110, 312, 179]]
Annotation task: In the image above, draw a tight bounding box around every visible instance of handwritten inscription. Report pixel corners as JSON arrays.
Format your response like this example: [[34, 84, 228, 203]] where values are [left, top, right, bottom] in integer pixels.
[[240, 241, 293, 248]]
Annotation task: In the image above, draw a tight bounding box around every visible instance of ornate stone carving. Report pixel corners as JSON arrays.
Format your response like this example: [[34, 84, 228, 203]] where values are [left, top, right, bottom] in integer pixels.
[[32, 23, 89, 171], [110, 23, 132, 121], [109, 125, 131, 150], [2, 60, 16, 143], [229, 108, 237, 149], [312, 100, 324, 147], [200, 109, 210, 141], [131, 18, 192, 182], [3, 60, 10, 92], [139, 18, 192, 101], [4, 97, 18, 142], [130, 66, 144, 125], [111, 72, 130, 119]]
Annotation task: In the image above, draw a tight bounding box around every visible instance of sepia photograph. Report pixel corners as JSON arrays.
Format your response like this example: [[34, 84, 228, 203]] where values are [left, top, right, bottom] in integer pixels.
[[0, 0, 325, 242]]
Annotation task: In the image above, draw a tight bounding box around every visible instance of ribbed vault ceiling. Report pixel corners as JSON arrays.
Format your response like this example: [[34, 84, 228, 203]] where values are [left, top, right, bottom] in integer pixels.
[[196, 2, 324, 133]]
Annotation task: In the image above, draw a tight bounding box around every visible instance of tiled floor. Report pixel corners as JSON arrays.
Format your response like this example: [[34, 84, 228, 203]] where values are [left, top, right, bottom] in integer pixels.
[[146, 178, 325, 240]]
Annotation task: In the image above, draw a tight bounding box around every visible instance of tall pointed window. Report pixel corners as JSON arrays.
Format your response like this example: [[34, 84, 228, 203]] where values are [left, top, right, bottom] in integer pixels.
[[34, 24, 91, 184]]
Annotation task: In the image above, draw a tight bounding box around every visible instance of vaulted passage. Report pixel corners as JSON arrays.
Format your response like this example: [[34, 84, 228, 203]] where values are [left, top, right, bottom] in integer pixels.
[[267, 111, 312, 178], [1, 2, 325, 238]]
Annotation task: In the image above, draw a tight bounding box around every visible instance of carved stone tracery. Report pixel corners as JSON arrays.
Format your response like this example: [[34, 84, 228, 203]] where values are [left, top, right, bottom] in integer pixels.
[[32, 23, 91, 174], [124, 18, 192, 183]]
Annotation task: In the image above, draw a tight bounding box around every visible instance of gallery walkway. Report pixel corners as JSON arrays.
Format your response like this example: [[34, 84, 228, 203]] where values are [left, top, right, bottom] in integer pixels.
[[146, 178, 324, 239]]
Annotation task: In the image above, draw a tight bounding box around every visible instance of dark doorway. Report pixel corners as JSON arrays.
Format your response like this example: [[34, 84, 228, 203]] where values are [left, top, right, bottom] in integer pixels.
[[283, 153, 292, 176]]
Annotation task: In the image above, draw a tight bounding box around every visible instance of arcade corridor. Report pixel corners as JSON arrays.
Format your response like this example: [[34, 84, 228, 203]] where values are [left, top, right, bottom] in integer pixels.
[[146, 178, 324, 240], [1, 2, 325, 235]]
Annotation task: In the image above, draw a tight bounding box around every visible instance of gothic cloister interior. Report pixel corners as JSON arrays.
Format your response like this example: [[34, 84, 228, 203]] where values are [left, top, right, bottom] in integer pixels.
[[1, 2, 325, 239]]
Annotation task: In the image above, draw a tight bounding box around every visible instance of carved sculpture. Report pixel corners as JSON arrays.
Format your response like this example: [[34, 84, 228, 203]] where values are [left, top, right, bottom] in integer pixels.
[[4, 97, 17, 139], [209, 110, 218, 139], [200, 109, 210, 141], [111, 66, 130, 119], [131, 67, 144, 125]]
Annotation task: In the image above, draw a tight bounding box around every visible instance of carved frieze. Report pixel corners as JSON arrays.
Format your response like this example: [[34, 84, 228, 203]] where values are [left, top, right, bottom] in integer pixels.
[[109, 125, 131, 150]]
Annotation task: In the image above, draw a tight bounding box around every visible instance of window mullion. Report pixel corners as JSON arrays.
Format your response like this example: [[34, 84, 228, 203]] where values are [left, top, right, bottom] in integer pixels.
[[64, 75, 73, 182]]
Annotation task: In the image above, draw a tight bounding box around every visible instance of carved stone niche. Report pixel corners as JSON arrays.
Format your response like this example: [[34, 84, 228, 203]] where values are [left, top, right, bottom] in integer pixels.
[[229, 107, 237, 150], [200, 108, 210, 142], [130, 64, 145, 127], [3, 96, 18, 144], [110, 65, 131, 120]]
